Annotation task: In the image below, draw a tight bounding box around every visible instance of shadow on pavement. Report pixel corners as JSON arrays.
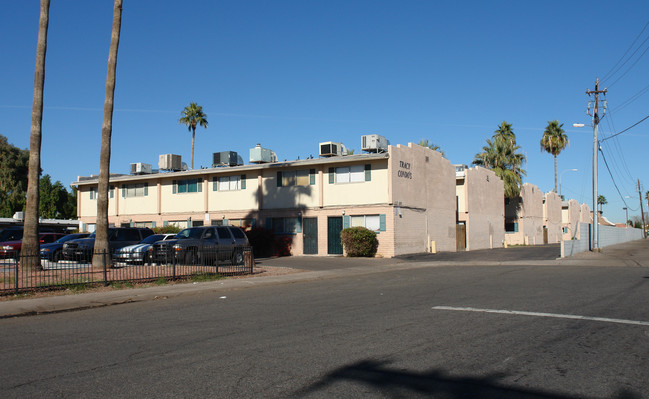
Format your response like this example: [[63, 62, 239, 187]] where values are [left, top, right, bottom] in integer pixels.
[[291, 359, 641, 399]]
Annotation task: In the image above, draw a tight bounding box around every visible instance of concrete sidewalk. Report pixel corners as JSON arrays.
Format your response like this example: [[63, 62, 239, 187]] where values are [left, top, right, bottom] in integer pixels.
[[1, 239, 647, 318]]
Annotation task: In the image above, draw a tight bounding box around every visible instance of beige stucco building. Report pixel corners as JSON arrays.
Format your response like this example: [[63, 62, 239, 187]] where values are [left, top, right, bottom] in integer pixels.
[[455, 165, 505, 250], [561, 199, 581, 240], [74, 143, 457, 257], [542, 191, 563, 243], [504, 183, 545, 246]]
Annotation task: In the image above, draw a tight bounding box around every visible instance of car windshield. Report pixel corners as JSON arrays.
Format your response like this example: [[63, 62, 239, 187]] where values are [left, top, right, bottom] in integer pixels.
[[140, 234, 164, 244], [175, 228, 204, 239], [0, 229, 23, 242], [55, 234, 84, 243]]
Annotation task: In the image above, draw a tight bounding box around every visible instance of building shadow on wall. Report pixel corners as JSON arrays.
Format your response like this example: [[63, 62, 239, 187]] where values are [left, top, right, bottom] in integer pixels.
[[291, 359, 641, 399], [243, 173, 312, 257]]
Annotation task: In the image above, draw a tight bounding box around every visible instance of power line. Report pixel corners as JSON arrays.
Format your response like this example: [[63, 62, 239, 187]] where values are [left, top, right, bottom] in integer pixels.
[[598, 146, 637, 211], [602, 20, 649, 84], [601, 113, 649, 142]]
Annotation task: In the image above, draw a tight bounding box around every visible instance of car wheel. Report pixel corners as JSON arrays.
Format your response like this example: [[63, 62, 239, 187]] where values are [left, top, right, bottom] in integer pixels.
[[231, 250, 244, 265], [52, 249, 62, 263]]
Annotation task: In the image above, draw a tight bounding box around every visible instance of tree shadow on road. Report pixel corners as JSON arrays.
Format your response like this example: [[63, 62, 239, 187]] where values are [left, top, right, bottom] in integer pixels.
[[291, 359, 641, 399]]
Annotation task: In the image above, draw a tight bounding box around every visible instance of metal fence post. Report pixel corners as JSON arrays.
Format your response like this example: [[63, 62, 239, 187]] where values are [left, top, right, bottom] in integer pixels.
[[14, 255, 19, 295], [103, 250, 109, 287]]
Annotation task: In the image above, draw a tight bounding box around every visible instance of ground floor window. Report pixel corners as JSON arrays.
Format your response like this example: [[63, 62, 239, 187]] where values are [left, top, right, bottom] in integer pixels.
[[505, 220, 519, 233], [344, 214, 386, 232], [269, 217, 298, 234]]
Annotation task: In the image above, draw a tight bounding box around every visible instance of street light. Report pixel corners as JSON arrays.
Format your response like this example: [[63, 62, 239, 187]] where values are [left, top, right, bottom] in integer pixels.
[[559, 168, 578, 198]]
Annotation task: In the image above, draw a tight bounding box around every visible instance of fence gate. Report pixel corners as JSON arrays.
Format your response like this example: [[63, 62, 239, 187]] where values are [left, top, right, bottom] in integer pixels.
[[456, 224, 466, 251], [543, 226, 548, 244]]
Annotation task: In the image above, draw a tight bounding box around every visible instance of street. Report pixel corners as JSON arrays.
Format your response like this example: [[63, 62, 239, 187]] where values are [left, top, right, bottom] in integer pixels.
[[1, 260, 648, 398]]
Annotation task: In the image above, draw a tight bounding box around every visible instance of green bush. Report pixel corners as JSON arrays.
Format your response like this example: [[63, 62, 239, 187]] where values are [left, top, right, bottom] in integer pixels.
[[341, 227, 378, 257], [153, 225, 181, 234]]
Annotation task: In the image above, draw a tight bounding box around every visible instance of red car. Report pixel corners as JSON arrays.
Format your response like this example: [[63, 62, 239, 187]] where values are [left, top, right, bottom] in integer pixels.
[[0, 232, 66, 259]]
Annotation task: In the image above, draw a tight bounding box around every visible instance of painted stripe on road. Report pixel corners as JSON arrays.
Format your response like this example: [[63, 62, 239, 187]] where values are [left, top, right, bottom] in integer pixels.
[[432, 306, 649, 327]]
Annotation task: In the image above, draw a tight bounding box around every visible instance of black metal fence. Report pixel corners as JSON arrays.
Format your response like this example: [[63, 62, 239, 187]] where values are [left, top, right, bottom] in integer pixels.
[[0, 246, 254, 296]]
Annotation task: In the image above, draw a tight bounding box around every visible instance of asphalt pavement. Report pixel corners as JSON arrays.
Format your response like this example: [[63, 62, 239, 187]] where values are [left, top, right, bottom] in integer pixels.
[[0, 239, 647, 318]]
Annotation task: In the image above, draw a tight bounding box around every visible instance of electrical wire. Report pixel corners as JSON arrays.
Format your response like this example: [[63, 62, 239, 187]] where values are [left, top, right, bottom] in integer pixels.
[[601, 20, 649, 84], [601, 113, 649, 142], [598, 146, 638, 211]]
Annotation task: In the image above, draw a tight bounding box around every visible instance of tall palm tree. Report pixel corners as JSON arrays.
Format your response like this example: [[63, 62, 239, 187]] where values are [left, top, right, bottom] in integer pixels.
[[417, 139, 446, 158], [93, 0, 123, 269], [21, 0, 50, 270], [473, 126, 527, 198], [179, 103, 208, 169], [540, 120, 568, 192], [597, 195, 607, 213]]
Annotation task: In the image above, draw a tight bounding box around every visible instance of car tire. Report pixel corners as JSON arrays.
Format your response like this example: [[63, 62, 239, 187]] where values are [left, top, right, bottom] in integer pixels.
[[231, 249, 244, 266], [52, 249, 62, 263], [185, 248, 198, 265]]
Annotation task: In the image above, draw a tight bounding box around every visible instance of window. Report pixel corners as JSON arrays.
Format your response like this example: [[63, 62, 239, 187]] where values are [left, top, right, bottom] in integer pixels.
[[277, 169, 315, 187], [333, 164, 370, 184], [122, 183, 148, 198], [89, 187, 97, 200], [109, 185, 114, 199], [505, 221, 519, 233], [269, 217, 298, 234], [349, 215, 382, 232], [214, 175, 245, 191], [173, 179, 202, 194]]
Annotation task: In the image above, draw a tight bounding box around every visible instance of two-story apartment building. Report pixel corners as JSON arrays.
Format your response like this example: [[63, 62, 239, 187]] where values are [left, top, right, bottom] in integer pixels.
[[74, 142, 457, 257]]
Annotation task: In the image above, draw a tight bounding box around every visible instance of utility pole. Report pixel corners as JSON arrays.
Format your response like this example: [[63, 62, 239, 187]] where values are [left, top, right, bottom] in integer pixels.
[[639, 179, 646, 238], [586, 78, 606, 251]]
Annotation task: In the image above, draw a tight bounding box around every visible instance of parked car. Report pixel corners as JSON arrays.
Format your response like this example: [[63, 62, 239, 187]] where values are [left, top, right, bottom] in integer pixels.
[[0, 232, 66, 260], [113, 233, 175, 265], [40, 233, 90, 262], [62, 227, 154, 262], [151, 226, 249, 265]]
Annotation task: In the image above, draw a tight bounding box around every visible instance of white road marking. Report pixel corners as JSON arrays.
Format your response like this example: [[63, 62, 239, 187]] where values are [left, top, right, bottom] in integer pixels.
[[432, 306, 649, 327]]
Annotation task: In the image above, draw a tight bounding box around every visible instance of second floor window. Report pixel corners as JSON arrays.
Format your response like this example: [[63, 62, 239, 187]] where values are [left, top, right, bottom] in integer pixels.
[[122, 183, 148, 198], [214, 175, 246, 191], [173, 179, 202, 194]]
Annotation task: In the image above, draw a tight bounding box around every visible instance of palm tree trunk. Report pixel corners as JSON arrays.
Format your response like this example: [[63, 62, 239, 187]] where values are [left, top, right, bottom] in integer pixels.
[[22, 0, 50, 270], [553, 154, 558, 193], [191, 126, 196, 169], [93, 0, 123, 269]]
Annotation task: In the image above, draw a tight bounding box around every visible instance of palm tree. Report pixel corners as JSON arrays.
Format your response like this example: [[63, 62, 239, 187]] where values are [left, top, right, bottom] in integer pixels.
[[597, 195, 607, 213], [493, 121, 516, 146], [472, 124, 527, 198], [540, 120, 568, 192], [417, 139, 446, 158], [93, 0, 123, 269], [21, 0, 50, 270], [179, 103, 208, 169]]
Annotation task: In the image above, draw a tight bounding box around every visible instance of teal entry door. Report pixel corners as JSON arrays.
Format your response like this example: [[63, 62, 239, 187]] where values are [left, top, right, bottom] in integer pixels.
[[327, 217, 343, 255], [302, 218, 318, 255]]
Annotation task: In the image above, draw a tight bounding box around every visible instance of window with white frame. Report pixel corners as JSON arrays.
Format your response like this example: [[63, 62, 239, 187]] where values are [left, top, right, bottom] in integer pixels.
[[350, 215, 381, 232], [330, 164, 370, 184], [89, 187, 97, 200], [277, 169, 315, 187], [214, 175, 245, 191], [123, 183, 148, 198]]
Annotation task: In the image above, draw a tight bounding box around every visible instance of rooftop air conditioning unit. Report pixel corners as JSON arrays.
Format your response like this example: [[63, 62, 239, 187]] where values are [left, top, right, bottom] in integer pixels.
[[213, 151, 243, 167], [361, 134, 389, 153], [130, 162, 153, 175], [158, 154, 182, 171], [319, 141, 348, 157], [249, 144, 278, 164]]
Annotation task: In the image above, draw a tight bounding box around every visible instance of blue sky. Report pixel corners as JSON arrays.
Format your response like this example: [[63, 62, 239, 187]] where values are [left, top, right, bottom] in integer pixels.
[[1, 1, 648, 224]]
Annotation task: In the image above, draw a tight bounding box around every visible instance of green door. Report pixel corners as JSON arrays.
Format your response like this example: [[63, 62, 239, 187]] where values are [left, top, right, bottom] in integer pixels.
[[327, 217, 343, 255], [303, 218, 318, 255]]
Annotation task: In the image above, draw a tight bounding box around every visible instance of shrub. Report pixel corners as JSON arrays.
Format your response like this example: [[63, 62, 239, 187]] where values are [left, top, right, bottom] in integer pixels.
[[153, 225, 181, 234], [341, 227, 378, 257], [245, 227, 275, 257]]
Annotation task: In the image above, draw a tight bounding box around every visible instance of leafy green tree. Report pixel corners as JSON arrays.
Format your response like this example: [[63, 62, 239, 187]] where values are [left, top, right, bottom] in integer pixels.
[[417, 139, 446, 158], [597, 195, 607, 213], [540, 120, 568, 192], [39, 175, 76, 219], [0, 135, 29, 217], [472, 122, 527, 198], [22, 0, 50, 268], [179, 102, 208, 169]]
